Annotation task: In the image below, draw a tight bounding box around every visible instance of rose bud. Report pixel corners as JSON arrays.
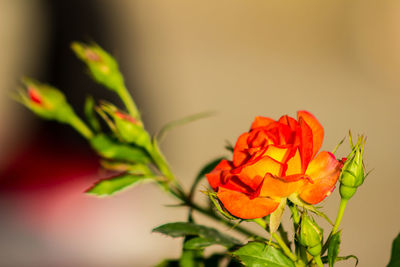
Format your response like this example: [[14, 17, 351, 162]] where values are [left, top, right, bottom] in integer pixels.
[[18, 78, 75, 123], [98, 102, 151, 150], [17, 78, 93, 139], [298, 213, 323, 257], [339, 136, 366, 200], [71, 42, 124, 93], [206, 111, 341, 219]]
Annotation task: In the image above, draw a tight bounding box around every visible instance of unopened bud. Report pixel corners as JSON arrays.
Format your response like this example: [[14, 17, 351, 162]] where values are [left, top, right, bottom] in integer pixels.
[[27, 87, 42, 104], [18, 79, 75, 123], [298, 214, 323, 257], [339, 136, 366, 200], [99, 103, 151, 149], [71, 42, 124, 92]]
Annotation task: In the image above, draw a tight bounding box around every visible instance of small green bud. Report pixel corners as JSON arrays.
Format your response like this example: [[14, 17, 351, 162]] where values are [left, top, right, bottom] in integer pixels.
[[298, 214, 323, 257], [99, 102, 152, 150], [71, 42, 124, 92], [339, 135, 366, 200], [18, 78, 76, 124]]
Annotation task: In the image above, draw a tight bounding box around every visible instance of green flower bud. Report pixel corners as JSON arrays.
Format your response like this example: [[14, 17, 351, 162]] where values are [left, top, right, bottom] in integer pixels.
[[99, 102, 152, 150], [71, 42, 124, 92], [339, 136, 366, 200], [18, 78, 76, 124], [298, 214, 323, 257]]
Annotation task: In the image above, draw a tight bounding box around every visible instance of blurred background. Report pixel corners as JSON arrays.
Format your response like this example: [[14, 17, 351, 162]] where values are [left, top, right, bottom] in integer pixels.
[[0, 0, 399, 266]]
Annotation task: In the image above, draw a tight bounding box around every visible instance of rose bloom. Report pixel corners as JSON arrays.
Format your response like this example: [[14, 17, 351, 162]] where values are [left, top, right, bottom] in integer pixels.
[[206, 111, 341, 219]]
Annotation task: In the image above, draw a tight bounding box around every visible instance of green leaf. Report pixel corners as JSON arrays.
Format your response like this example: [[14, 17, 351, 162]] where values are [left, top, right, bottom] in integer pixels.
[[328, 231, 341, 267], [189, 157, 226, 198], [155, 111, 216, 143], [152, 222, 240, 248], [184, 237, 217, 250], [231, 241, 295, 267], [90, 134, 150, 163], [84, 96, 101, 132], [86, 173, 152, 196], [388, 233, 400, 267]]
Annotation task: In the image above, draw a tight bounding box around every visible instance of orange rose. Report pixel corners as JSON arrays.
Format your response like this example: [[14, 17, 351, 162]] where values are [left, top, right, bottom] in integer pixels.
[[206, 111, 341, 219]]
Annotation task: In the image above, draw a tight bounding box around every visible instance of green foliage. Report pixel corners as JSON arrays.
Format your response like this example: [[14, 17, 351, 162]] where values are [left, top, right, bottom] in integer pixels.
[[231, 242, 295, 267], [328, 231, 341, 267], [152, 222, 240, 249], [387, 233, 400, 267], [90, 134, 150, 163], [84, 96, 101, 132], [86, 173, 153, 196]]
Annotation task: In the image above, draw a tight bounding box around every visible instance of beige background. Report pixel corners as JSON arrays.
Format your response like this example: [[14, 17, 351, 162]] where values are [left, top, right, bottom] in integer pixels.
[[1, 0, 399, 266]]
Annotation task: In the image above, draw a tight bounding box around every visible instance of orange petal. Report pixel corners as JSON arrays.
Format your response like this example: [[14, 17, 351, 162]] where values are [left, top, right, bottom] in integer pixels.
[[285, 148, 302, 176], [217, 187, 280, 219], [263, 145, 291, 163], [299, 151, 340, 204], [233, 132, 250, 166], [278, 115, 298, 131], [298, 117, 313, 172], [239, 155, 284, 181], [298, 111, 324, 158], [206, 159, 232, 190], [260, 174, 307, 198], [251, 116, 275, 129]]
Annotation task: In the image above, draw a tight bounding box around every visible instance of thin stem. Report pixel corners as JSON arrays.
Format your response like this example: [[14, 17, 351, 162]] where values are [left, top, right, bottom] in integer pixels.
[[272, 232, 298, 263], [117, 85, 140, 119], [289, 204, 300, 225], [313, 255, 324, 267], [331, 198, 348, 234], [69, 116, 94, 139], [322, 198, 349, 255]]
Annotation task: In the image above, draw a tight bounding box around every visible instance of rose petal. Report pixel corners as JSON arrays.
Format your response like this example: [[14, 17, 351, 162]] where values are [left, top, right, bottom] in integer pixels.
[[239, 155, 285, 181], [298, 111, 324, 158], [298, 117, 314, 172], [250, 116, 275, 129], [260, 173, 307, 198], [217, 187, 280, 219], [278, 115, 298, 131], [263, 145, 291, 163], [285, 148, 302, 176], [233, 132, 250, 166], [206, 159, 232, 190], [299, 151, 340, 204]]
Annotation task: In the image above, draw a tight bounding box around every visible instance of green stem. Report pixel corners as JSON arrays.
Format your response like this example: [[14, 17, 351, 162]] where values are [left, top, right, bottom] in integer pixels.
[[117, 85, 140, 119], [69, 116, 94, 139], [272, 232, 298, 263], [331, 198, 348, 234], [313, 255, 324, 267], [322, 198, 349, 255], [289, 204, 300, 225]]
